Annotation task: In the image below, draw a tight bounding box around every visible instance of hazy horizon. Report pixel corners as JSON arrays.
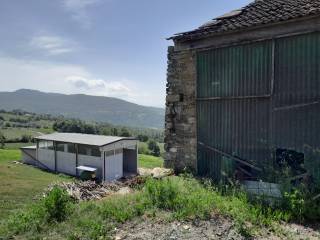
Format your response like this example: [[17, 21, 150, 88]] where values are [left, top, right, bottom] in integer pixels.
[[2, 88, 164, 109]]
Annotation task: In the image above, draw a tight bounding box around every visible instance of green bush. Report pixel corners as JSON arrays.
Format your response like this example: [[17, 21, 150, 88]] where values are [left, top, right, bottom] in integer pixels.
[[44, 186, 73, 222], [144, 177, 215, 219], [138, 143, 150, 155], [20, 134, 32, 143], [147, 140, 161, 157], [0, 131, 5, 149], [281, 185, 320, 221]]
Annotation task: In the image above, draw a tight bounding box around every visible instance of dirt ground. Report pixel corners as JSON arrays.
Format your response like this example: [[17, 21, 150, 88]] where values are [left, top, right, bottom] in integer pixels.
[[113, 216, 320, 240], [113, 216, 243, 240]]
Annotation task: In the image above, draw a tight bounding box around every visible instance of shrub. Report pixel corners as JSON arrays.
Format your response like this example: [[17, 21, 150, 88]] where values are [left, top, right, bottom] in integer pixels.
[[281, 185, 320, 221], [147, 140, 161, 157], [137, 134, 149, 142], [138, 143, 149, 155], [144, 177, 215, 219], [44, 186, 73, 222], [21, 134, 32, 143], [0, 131, 5, 149]]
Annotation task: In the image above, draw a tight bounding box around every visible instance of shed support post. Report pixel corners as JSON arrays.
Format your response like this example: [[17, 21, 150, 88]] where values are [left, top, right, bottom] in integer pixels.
[[103, 151, 105, 182], [75, 144, 78, 177], [36, 140, 39, 161], [54, 141, 57, 173]]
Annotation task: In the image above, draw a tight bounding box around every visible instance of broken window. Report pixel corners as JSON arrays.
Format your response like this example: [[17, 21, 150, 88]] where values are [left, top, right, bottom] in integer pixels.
[[275, 148, 307, 183]]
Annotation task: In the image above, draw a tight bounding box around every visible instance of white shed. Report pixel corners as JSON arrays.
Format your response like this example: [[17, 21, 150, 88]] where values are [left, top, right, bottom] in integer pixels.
[[21, 133, 138, 182]]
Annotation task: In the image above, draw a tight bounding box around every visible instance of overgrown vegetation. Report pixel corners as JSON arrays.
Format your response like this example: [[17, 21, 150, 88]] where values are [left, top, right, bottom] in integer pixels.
[[0, 175, 300, 239]]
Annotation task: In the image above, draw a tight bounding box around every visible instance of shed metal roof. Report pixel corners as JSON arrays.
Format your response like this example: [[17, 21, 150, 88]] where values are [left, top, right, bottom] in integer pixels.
[[170, 0, 320, 41], [35, 133, 136, 147]]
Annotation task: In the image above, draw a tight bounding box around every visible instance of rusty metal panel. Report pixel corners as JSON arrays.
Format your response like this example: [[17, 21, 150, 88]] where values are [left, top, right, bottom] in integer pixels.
[[197, 41, 272, 99]]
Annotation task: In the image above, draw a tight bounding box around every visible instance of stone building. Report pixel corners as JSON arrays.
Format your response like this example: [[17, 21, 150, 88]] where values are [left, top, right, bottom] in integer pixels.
[[165, 0, 320, 184]]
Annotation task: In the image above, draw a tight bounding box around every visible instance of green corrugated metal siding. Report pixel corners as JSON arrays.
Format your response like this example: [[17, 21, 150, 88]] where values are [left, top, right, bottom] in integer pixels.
[[197, 40, 273, 181], [273, 32, 320, 183], [197, 41, 272, 98], [196, 32, 320, 183]]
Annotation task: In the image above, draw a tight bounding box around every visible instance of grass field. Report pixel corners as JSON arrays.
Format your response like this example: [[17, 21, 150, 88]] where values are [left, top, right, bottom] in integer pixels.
[[138, 154, 163, 168], [0, 150, 71, 221], [1, 128, 39, 139], [3, 142, 35, 149]]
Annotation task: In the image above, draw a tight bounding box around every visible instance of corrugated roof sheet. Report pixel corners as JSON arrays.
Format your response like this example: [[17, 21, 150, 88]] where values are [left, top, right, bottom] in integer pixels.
[[170, 0, 320, 41], [35, 133, 135, 147]]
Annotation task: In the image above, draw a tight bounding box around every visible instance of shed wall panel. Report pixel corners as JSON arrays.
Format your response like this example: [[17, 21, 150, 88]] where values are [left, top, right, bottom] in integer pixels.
[[104, 153, 123, 181], [56, 152, 76, 176], [37, 149, 55, 171], [78, 154, 102, 179], [21, 148, 37, 165]]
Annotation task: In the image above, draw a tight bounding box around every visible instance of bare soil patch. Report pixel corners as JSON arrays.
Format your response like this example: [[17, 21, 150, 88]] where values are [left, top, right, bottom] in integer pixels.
[[113, 217, 320, 240], [113, 216, 244, 240]]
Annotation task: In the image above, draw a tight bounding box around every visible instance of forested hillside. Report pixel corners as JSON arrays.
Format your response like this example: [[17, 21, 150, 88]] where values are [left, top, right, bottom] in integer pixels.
[[0, 89, 164, 128]]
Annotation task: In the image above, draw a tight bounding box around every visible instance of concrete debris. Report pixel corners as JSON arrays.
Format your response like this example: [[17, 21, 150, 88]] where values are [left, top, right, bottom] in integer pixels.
[[138, 167, 173, 178], [46, 176, 145, 201], [12, 161, 23, 165]]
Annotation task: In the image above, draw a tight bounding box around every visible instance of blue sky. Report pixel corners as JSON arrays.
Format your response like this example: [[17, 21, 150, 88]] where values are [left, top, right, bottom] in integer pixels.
[[0, 0, 251, 107]]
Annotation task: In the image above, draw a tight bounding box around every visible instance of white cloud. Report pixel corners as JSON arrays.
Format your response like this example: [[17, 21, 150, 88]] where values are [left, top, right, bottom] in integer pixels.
[[66, 75, 133, 98], [63, 0, 101, 28], [30, 35, 75, 56]]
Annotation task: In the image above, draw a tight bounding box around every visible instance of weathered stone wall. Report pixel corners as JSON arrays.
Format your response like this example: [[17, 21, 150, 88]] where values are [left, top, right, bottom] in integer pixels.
[[164, 46, 197, 173]]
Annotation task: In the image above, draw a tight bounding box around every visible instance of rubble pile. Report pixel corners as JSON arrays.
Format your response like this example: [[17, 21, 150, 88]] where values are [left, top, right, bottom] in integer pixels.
[[44, 168, 173, 201], [47, 180, 128, 201]]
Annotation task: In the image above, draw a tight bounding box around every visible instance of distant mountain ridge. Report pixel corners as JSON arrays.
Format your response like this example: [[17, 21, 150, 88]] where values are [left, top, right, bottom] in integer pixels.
[[0, 89, 164, 129]]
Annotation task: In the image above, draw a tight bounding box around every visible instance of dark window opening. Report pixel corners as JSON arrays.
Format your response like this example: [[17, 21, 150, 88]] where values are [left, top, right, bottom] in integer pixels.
[[276, 149, 306, 180], [179, 93, 184, 102], [78, 144, 101, 157]]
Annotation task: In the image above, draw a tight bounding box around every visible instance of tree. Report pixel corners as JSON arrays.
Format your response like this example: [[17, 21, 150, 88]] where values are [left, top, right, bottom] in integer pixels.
[[137, 134, 149, 142], [21, 134, 32, 143], [0, 132, 5, 149], [148, 140, 161, 157], [111, 128, 118, 136], [120, 127, 131, 137]]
